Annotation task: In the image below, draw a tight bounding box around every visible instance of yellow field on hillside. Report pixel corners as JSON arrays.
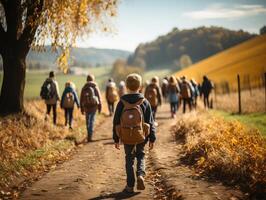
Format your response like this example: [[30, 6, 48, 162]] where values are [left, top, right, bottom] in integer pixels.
[[175, 34, 266, 92]]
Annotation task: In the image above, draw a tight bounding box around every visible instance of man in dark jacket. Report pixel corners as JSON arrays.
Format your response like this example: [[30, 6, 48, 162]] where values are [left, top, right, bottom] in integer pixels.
[[80, 74, 102, 142], [113, 73, 156, 194], [201, 75, 213, 109]]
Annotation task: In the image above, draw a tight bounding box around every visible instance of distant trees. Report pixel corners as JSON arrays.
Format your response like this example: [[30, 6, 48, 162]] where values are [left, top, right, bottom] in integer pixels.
[[260, 26, 266, 35], [127, 26, 255, 70], [0, 0, 117, 115], [179, 54, 192, 69], [111, 59, 143, 82]]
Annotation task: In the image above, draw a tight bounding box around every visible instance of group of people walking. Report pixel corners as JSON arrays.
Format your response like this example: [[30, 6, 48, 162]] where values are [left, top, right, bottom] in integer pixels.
[[160, 75, 214, 117], [40, 71, 213, 194]]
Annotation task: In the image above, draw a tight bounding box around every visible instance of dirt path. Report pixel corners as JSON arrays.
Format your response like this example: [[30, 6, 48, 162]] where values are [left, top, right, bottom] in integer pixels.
[[20, 116, 154, 200], [20, 104, 245, 200]]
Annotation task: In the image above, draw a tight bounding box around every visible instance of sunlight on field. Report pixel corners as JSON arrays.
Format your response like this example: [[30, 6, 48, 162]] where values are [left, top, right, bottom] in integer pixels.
[[175, 35, 266, 92], [0, 66, 112, 99]]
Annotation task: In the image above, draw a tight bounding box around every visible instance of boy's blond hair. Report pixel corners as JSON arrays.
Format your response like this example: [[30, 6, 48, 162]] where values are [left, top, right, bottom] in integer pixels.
[[125, 73, 142, 91]]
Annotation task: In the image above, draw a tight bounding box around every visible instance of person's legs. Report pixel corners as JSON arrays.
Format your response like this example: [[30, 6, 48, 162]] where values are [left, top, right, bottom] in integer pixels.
[[124, 144, 135, 188], [52, 104, 57, 124], [46, 104, 51, 115], [194, 96, 198, 109], [69, 108, 74, 128], [107, 102, 112, 116], [136, 142, 145, 190], [183, 99, 186, 113], [86, 112, 96, 141], [64, 108, 68, 126], [136, 143, 145, 177], [111, 103, 115, 114], [173, 102, 178, 114], [206, 93, 210, 108], [188, 98, 192, 111]]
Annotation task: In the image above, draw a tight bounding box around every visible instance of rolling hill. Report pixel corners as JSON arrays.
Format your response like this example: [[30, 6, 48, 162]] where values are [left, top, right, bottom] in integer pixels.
[[127, 26, 255, 70], [175, 34, 266, 92], [25, 46, 131, 68]]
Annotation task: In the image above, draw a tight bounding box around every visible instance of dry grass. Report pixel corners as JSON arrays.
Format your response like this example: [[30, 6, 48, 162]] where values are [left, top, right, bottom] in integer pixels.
[[172, 112, 266, 197], [214, 88, 265, 113], [0, 100, 107, 198]]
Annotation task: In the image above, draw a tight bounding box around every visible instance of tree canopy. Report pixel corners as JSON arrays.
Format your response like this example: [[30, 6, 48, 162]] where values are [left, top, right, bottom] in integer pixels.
[[0, 0, 117, 71]]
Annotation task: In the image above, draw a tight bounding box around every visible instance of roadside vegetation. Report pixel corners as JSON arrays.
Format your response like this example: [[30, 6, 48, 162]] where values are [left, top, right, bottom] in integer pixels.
[[172, 112, 266, 197], [0, 100, 104, 199]]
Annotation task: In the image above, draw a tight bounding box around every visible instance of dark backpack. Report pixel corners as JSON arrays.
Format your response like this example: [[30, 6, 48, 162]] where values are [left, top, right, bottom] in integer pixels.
[[40, 79, 56, 100], [83, 86, 99, 107]]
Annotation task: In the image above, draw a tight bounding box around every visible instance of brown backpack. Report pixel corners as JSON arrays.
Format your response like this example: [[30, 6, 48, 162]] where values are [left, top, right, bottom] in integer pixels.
[[145, 85, 158, 107], [115, 99, 150, 145], [63, 92, 75, 108], [82, 86, 99, 107], [107, 85, 119, 103], [180, 82, 191, 99]]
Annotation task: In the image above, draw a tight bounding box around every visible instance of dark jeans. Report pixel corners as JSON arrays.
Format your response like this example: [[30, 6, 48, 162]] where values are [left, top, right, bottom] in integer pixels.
[[170, 102, 178, 114], [124, 142, 145, 188], [86, 112, 96, 138], [183, 98, 192, 113], [203, 93, 210, 108], [151, 106, 157, 119], [107, 101, 114, 115], [46, 104, 57, 124], [64, 108, 74, 127]]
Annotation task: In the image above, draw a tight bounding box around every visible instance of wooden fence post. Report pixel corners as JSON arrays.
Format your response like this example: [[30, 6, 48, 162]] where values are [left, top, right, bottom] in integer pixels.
[[237, 74, 241, 114]]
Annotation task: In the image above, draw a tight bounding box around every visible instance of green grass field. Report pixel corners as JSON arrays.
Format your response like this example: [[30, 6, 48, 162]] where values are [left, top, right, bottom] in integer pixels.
[[0, 66, 112, 99], [211, 110, 266, 136], [0, 67, 173, 99]]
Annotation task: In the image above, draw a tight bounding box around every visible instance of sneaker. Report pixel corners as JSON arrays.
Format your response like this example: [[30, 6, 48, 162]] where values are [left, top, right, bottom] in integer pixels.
[[122, 185, 134, 194], [137, 176, 145, 190]]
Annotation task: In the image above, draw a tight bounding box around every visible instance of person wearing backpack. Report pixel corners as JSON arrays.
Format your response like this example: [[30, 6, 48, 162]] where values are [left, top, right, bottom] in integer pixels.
[[113, 73, 156, 194], [161, 77, 169, 103], [40, 71, 60, 125], [168, 76, 180, 118], [105, 78, 119, 116], [118, 81, 127, 97], [190, 79, 200, 109], [61, 81, 80, 129], [144, 77, 162, 121], [80, 74, 102, 142], [201, 75, 214, 109], [180, 76, 193, 114]]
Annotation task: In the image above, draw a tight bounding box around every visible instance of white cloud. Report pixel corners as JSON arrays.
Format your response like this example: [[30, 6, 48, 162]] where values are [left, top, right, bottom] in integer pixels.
[[183, 4, 266, 20]]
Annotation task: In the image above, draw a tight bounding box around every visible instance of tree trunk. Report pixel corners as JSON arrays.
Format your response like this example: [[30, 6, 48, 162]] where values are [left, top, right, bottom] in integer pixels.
[[0, 50, 26, 115]]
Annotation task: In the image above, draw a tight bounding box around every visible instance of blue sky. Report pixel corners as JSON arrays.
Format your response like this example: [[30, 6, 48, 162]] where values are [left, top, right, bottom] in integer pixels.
[[77, 0, 266, 51]]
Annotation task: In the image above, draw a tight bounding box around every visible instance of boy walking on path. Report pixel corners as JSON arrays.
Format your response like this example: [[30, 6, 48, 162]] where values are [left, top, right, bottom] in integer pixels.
[[80, 74, 102, 142], [61, 82, 80, 129], [113, 73, 156, 194], [40, 71, 60, 125]]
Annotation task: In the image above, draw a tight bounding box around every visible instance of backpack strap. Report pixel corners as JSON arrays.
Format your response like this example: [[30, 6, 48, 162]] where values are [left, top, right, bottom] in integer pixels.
[[121, 98, 145, 109]]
